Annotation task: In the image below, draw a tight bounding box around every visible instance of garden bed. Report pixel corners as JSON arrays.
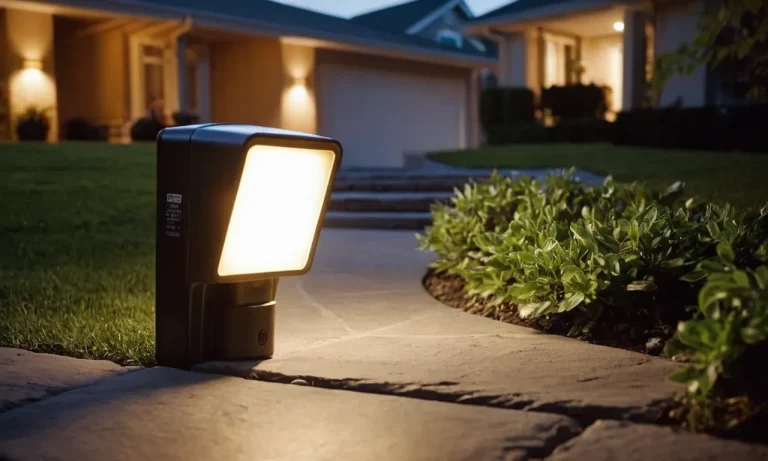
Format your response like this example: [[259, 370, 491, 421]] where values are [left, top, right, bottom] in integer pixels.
[[418, 170, 768, 440]]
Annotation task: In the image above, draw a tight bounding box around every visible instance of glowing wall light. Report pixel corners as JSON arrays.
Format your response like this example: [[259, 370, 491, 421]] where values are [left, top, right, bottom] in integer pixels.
[[156, 124, 342, 370], [613, 21, 625, 32]]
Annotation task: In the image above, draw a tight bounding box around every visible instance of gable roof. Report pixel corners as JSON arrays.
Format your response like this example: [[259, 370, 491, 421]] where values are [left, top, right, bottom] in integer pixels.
[[53, 0, 494, 65], [352, 0, 472, 34]]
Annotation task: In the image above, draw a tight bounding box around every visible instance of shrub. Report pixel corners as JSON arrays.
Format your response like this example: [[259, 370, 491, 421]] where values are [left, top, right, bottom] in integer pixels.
[[172, 112, 200, 126], [419, 172, 768, 430], [541, 84, 608, 120], [479, 87, 535, 127], [130, 117, 164, 141], [63, 118, 108, 141], [16, 106, 50, 141], [616, 104, 768, 153]]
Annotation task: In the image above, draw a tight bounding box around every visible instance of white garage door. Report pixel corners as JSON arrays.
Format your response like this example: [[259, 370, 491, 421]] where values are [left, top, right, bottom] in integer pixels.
[[317, 63, 467, 168]]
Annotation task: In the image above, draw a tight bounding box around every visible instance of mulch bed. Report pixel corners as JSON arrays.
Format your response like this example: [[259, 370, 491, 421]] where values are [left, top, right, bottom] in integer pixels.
[[424, 270, 677, 356], [424, 269, 768, 444]]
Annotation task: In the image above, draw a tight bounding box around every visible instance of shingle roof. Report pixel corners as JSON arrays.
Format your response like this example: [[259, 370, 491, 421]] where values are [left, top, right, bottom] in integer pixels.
[[131, 0, 492, 62], [473, 0, 596, 21], [351, 0, 464, 34]]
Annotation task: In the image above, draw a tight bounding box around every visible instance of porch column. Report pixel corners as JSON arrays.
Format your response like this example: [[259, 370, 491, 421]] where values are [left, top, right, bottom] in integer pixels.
[[622, 9, 647, 110], [176, 34, 188, 114], [498, 32, 528, 87]]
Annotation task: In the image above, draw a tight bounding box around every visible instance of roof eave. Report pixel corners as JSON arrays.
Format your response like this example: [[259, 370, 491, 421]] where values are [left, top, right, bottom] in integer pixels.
[[466, 0, 642, 33], [33, 0, 494, 67]]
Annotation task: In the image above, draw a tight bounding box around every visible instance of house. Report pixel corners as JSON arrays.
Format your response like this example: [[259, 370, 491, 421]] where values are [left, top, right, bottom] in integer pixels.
[[353, 0, 499, 86], [352, 0, 494, 55], [465, 0, 717, 115], [0, 0, 494, 168]]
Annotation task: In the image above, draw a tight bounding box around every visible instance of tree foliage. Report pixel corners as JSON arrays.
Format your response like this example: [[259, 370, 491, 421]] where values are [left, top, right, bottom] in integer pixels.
[[652, 0, 768, 101]]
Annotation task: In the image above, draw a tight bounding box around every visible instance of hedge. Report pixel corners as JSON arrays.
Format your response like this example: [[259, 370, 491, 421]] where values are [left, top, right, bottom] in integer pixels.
[[616, 104, 768, 153]]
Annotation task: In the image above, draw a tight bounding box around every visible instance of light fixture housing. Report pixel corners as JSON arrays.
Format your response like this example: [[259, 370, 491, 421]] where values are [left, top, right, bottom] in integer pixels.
[[156, 124, 342, 369]]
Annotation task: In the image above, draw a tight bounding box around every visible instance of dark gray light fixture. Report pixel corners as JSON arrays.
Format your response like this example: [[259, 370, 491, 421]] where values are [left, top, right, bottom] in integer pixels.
[[156, 124, 342, 369]]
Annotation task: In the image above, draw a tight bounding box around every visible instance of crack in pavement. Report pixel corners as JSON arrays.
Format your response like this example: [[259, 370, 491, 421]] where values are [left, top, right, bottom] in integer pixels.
[[194, 365, 675, 430], [0, 366, 141, 415], [241, 369, 589, 461]]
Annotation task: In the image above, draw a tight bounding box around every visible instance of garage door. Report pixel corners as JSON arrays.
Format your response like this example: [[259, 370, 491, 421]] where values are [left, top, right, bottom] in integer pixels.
[[317, 62, 467, 168]]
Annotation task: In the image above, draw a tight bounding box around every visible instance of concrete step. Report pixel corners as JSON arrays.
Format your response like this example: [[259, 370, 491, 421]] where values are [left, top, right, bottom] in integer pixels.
[[323, 211, 432, 230], [328, 191, 453, 213], [332, 175, 490, 192]]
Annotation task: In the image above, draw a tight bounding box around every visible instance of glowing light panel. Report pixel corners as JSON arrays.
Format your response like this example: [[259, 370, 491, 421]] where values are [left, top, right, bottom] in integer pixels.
[[217, 145, 335, 276]]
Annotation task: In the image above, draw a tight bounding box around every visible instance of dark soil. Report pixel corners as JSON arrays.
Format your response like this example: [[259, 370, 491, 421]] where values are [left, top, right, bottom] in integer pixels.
[[423, 270, 678, 356], [424, 270, 768, 443]]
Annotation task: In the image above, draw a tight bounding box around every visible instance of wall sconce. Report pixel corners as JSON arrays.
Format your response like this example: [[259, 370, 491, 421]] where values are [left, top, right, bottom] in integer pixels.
[[156, 124, 342, 369], [613, 21, 625, 32], [23, 59, 43, 70]]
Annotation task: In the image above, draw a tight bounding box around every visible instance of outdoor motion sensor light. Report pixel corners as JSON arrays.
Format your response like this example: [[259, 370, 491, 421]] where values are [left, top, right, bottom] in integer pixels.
[[156, 124, 342, 370]]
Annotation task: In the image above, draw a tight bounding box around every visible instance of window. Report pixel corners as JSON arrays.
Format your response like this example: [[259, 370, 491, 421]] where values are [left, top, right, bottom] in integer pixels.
[[141, 44, 165, 113], [543, 33, 577, 88], [544, 40, 566, 87], [437, 29, 463, 49]]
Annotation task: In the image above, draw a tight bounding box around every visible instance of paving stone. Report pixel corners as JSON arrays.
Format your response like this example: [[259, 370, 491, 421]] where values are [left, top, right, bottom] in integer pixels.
[[0, 348, 130, 413], [548, 420, 768, 461], [0, 367, 582, 461], [199, 229, 684, 423]]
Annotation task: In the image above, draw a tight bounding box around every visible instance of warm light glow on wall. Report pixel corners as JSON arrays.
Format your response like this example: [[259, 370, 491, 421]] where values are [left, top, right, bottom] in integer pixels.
[[23, 59, 43, 70], [218, 145, 336, 276], [6, 9, 58, 140], [287, 78, 309, 102], [10, 68, 57, 115], [280, 43, 317, 133], [613, 21, 625, 32]]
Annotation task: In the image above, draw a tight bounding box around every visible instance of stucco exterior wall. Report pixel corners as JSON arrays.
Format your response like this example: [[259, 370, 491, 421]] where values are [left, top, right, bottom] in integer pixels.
[[655, 0, 707, 107], [210, 37, 283, 127], [499, 32, 528, 87], [54, 17, 127, 129]]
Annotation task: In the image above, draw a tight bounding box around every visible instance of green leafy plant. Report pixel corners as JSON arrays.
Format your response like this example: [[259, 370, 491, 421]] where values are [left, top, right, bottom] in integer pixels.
[[419, 171, 768, 432], [651, 0, 768, 101], [669, 240, 768, 430]]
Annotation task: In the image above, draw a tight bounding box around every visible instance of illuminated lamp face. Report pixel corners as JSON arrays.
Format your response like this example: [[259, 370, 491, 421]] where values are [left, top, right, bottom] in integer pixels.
[[218, 145, 336, 277]]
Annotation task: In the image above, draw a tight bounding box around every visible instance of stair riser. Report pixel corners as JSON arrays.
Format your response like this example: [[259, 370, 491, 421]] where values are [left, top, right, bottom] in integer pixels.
[[328, 198, 448, 213], [323, 218, 431, 230], [332, 179, 486, 192]]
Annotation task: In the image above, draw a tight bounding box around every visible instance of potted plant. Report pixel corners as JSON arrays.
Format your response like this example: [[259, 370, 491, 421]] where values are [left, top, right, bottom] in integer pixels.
[[16, 106, 51, 141]]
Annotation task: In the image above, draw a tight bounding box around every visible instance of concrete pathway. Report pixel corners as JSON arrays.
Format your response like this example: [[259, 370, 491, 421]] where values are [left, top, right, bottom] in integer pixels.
[[1, 229, 766, 460]]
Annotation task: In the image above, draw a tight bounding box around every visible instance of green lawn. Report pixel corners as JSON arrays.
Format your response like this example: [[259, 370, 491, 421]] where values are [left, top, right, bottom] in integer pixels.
[[0, 142, 156, 366], [430, 144, 768, 210], [2, 142, 767, 366]]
